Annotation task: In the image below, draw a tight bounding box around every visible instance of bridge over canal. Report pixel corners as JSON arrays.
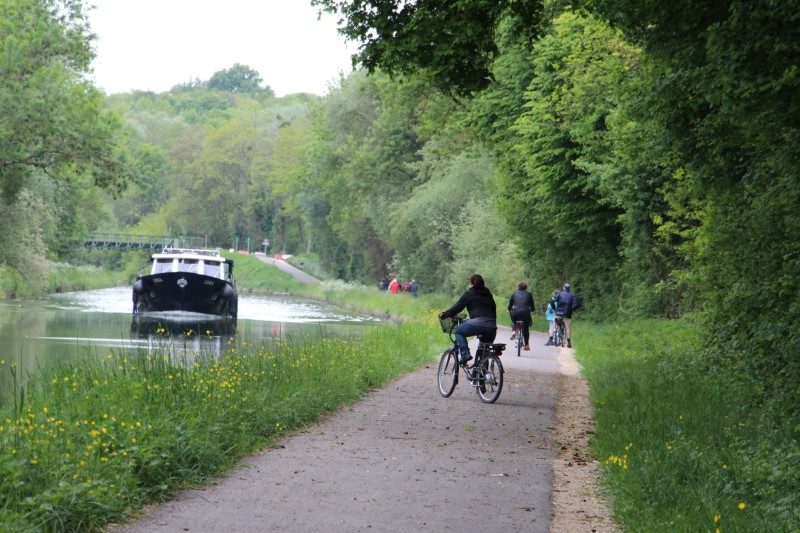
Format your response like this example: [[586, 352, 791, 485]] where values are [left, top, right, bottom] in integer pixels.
[[83, 233, 209, 251]]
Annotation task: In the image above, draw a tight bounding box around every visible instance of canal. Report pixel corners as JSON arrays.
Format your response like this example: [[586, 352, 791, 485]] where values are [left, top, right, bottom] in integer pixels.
[[0, 287, 378, 376]]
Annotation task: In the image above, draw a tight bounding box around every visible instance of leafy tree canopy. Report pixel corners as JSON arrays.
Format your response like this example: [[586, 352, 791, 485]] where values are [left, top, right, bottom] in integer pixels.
[[207, 63, 274, 96], [0, 0, 129, 199], [311, 0, 544, 95]]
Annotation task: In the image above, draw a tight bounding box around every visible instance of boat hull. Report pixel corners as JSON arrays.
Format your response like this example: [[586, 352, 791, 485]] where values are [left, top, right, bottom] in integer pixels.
[[130, 313, 237, 338], [133, 272, 237, 317]]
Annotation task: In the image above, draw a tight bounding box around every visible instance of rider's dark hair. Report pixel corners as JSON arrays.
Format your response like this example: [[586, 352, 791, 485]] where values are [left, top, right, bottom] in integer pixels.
[[518, 281, 528, 290], [470, 274, 485, 288]]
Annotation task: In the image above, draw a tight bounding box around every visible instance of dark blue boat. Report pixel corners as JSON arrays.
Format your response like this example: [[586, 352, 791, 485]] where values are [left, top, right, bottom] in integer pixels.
[[132, 248, 237, 318]]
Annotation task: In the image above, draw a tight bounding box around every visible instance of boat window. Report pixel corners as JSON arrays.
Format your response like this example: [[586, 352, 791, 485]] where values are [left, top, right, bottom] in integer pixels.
[[204, 261, 221, 278], [178, 259, 199, 273], [153, 259, 173, 274]]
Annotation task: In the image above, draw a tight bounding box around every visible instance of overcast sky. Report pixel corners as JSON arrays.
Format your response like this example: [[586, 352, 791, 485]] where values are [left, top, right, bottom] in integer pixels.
[[86, 0, 358, 96]]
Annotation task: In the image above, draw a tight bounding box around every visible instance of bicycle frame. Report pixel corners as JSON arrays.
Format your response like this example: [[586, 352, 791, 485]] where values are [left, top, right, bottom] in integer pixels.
[[554, 315, 566, 347], [437, 315, 505, 403]]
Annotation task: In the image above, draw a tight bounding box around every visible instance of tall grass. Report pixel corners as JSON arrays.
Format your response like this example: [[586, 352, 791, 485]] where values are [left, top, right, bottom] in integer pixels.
[[576, 319, 800, 531], [46, 263, 132, 294], [0, 263, 131, 299], [0, 319, 440, 530]]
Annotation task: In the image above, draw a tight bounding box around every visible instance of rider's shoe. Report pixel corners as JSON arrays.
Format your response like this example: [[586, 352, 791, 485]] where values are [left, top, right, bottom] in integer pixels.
[[567, 339, 572, 348], [509, 332, 516, 340], [545, 337, 553, 346], [524, 345, 530, 350], [458, 352, 472, 365]]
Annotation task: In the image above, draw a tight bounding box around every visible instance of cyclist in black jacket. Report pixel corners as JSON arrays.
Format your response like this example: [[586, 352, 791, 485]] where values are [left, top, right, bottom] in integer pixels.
[[438, 274, 497, 365], [507, 281, 535, 350]]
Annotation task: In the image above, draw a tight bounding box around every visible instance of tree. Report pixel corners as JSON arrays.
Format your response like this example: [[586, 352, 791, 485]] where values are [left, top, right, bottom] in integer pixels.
[[207, 64, 273, 95], [311, 0, 544, 95], [0, 0, 129, 201]]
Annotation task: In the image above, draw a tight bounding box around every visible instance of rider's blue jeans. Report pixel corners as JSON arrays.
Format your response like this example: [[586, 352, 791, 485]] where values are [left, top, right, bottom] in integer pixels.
[[454, 322, 496, 357]]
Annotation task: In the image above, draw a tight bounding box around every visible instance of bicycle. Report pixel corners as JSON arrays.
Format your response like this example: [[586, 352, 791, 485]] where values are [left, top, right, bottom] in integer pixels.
[[553, 315, 566, 347], [512, 320, 524, 357], [436, 316, 505, 403]]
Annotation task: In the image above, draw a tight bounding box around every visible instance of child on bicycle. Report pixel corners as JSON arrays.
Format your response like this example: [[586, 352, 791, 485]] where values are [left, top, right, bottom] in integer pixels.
[[545, 291, 558, 346]]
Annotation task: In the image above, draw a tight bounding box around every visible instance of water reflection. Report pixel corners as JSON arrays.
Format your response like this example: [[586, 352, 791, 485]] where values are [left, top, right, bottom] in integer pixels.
[[130, 313, 237, 338], [130, 313, 237, 359]]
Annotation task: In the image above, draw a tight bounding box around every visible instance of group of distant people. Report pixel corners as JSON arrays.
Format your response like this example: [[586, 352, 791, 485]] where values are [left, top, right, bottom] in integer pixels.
[[378, 277, 418, 297], [438, 274, 581, 365]]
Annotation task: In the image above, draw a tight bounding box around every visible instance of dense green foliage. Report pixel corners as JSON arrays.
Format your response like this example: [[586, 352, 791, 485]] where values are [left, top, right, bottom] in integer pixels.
[[207, 63, 273, 96], [577, 319, 800, 530], [311, 0, 800, 403], [0, 0, 129, 279], [311, 0, 544, 95]]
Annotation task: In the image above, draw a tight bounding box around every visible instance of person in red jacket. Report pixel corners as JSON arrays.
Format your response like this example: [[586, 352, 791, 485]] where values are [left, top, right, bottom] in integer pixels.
[[388, 278, 401, 294]]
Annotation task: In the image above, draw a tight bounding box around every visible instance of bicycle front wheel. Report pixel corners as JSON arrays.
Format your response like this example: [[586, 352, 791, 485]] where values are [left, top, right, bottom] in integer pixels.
[[475, 355, 504, 404], [437, 347, 459, 397]]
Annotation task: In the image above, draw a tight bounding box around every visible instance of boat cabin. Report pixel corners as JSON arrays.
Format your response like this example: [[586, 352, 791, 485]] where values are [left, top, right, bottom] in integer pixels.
[[148, 248, 233, 281]]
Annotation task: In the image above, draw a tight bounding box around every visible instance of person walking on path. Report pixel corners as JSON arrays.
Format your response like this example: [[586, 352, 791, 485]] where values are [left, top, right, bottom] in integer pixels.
[[408, 279, 418, 297], [508, 281, 535, 350]]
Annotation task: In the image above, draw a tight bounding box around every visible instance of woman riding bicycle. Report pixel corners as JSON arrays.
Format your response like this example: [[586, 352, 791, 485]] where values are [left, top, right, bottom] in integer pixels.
[[438, 274, 496, 365], [507, 281, 535, 351]]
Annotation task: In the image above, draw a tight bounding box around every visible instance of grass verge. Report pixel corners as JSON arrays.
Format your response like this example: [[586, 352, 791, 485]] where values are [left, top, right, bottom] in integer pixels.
[[575, 319, 800, 531], [284, 253, 332, 281], [0, 318, 440, 530], [225, 252, 304, 294]]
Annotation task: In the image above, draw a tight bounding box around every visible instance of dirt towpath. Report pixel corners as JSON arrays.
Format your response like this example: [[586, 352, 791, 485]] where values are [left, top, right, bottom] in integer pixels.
[[120, 327, 614, 532]]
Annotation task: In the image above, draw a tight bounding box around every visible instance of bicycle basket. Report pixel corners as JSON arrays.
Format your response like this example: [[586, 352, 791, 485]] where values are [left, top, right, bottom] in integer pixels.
[[439, 315, 465, 333], [439, 316, 455, 333]]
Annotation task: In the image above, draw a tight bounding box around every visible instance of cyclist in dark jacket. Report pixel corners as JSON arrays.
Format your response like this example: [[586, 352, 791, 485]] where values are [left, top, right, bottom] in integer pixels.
[[439, 274, 497, 364], [554, 282, 581, 348], [507, 281, 535, 350]]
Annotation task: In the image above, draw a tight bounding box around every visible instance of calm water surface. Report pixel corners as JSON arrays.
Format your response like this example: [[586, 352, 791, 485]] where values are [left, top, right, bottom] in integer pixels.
[[0, 287, 378, 376]]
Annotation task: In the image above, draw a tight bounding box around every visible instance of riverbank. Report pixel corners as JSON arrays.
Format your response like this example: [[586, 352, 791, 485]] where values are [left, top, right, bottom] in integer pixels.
[[0, 261, 132, 299], [0, 318, 439, 530]]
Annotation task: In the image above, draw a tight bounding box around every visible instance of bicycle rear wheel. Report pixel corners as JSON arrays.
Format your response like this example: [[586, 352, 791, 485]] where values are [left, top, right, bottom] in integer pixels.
[[513, 321, 523, 357], [475, 355, 503, 404], [437, 347, 459, 397]]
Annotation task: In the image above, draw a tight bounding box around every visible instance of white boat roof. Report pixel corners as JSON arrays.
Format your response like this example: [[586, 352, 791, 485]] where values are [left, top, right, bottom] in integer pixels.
[[151, 248, 227, 262]]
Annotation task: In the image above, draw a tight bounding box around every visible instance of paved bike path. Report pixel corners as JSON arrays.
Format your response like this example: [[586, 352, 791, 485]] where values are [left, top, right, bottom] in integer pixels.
[[254, 255, 321, 285], [121, 329, 565, 532]]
